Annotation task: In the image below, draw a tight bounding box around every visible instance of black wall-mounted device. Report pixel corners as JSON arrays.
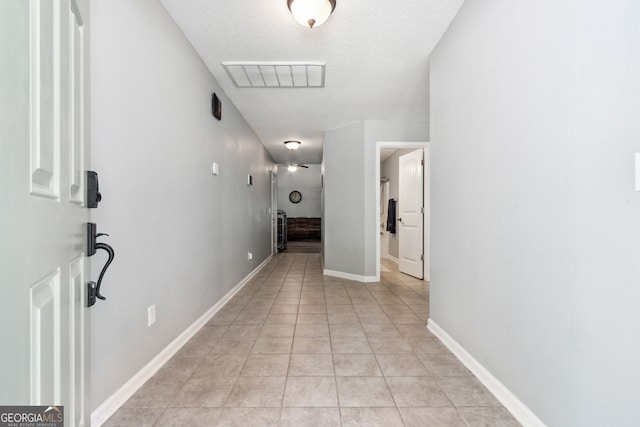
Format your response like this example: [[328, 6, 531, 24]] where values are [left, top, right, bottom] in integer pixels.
[[86, 171, 102, 208]]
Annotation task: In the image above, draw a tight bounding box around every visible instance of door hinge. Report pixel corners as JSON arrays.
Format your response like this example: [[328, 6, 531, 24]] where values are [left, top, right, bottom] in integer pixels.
[[421, 159, 424, 166], [420, 254, 424, 261], [421, 206, 424, 214]]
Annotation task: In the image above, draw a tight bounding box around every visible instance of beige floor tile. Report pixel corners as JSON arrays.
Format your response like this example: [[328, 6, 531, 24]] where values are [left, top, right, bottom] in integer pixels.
[[193, 325, 228, 340], [394, 324, 431, 337], [103, 408, 160, 427], [122, 377, 183, 408], [331, 337, 372, 354], [300, 297, 326, 305], [241, 354, 290, 376], [329, 322, 366, 338], [283, 376, 338, 407], [353, 305, 384, 314], [264, 313, 298, 325], [327, 313, 359, 324], [388, 313, 424, 324], [176, 337, 218, 357], [333, 354, 382, 376], [153, 356, 203, 382], [399, 407, 467, 427], [326, 305, 356, 314], [362, 323, 401, 337], [417, 353, 471, 377], [376, 353, 430, 376], [269, 304, 299, 314], [153, 408, 222, 426], [259, 324, 295, 338], [280, 407, 341, 427], [458, 406, 521, 426], [341, 407, 404, 427], [296, 313, 328, 324], [292, 337, 332, 354], [211, 337, 256, 354], [408, 337, 449, 353], [223, 324, 262, 338], [386, 377, 451, 407], [336, 377, 395, 407], [232, 312, 268, 325], [289, 354, 335, 376], [169, 376, 237, 408], [294, 323, 330, 337], [216, 408, 281, 427], [368, 337, 413, 353], [436, 377, 502, 407], [357, 313, 393, 324], [251, 337, 293, 354], [226, 376, 286, 407], [298, 304, 327, 314], [192, 354, 247, 377], [274, 297, 300, 305]]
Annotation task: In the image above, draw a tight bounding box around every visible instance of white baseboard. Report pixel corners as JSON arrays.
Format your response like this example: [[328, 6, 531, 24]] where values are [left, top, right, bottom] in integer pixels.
[[427, 319, 546, 427], [323, 269, 379, 283], [91, 256, 273, 426]]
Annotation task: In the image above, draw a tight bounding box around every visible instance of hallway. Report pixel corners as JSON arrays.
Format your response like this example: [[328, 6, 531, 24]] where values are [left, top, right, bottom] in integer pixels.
[[104, 255, 519, 426]]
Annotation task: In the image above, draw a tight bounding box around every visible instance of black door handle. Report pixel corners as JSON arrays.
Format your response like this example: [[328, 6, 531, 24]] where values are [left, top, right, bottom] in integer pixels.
[[87, 223, 116, 307]]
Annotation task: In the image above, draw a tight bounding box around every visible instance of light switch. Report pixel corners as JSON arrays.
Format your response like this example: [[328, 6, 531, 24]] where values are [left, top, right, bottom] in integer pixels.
[[636, 153, 640, 191], [212, 162, 219, 175]]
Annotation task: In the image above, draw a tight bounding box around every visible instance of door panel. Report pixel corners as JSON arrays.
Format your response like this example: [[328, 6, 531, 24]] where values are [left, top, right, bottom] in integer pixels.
[[1, 1, 90, 425], [398, 150, 424, 279]]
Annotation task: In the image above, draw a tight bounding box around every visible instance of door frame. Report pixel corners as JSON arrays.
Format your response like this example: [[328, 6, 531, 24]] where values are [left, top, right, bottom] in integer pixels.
[[270, 170, 278, 255], [375, 141, 430, 281]]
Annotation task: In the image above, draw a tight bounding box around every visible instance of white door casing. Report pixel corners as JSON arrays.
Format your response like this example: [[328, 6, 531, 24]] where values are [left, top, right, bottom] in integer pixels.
[[0, 0, 90, 425], [398, 149, 424, 279]]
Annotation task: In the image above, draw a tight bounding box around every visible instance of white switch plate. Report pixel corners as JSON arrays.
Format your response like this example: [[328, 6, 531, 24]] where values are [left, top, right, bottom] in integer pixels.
[[212, 162, 219, 175], [635, 153, 640, 191], [148, 304, 156, 326], [248, 251, 253, 261]]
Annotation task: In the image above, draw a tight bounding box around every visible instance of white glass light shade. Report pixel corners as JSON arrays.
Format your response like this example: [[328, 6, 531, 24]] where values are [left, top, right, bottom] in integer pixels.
[[288, 165, 298, 172], [284, 140, 301, 150], [288, 0, 336, 29]]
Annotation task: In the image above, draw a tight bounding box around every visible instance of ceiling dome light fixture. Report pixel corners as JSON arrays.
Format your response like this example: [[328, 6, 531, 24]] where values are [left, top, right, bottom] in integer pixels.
[[288, 164, 298, 172], [284, 140, 301, 150], [287, 0, 336, 29]]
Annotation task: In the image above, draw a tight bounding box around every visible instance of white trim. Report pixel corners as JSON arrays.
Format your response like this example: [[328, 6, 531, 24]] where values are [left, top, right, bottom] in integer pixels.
[[323, 269, 379, 283], [427, 319, 547, 427], [91, 256, 273, 427], [386, 254, 400, 264]]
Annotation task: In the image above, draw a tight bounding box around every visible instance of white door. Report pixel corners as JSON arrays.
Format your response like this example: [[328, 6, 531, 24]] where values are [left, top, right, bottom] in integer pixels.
[[271, 171, 278, 255], [0, 0, 90, 425], [398, 150, 424, 279]]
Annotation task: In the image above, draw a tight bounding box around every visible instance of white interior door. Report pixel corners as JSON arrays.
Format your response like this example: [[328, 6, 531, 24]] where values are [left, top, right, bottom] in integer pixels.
[[0, 0, 90, 425], [271, 171, 278, 255], [398, 150, 424, 279]]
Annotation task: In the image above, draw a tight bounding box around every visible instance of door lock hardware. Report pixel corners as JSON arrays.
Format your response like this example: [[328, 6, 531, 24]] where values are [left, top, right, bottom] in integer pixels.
[[87, 222, 115, 307]]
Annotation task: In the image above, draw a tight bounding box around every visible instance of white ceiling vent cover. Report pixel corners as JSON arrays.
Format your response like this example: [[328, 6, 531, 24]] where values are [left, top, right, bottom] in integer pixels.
[[222, 62, 326, 88]]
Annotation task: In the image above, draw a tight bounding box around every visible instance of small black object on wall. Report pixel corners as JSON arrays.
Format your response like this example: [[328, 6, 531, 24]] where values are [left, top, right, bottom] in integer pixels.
[[212, 93, 222, 120]]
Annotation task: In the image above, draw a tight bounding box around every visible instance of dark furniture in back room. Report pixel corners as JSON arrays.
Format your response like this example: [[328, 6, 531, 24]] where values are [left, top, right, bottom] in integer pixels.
[[287, 217, 321, 241]]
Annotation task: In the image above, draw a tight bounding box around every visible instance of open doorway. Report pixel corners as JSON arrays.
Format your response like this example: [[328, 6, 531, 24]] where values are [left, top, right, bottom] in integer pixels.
[[277, 164, 322, 254], [376, 142, 430, 281]]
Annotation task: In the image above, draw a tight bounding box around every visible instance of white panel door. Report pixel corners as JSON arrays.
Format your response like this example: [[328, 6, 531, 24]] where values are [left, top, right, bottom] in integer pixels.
[[0, 0, 90, 425], [271, 172, 278, 255], [398, 150, 424, 279]]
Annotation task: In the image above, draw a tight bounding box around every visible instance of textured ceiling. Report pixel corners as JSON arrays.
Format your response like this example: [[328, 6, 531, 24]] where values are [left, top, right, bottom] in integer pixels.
[[159, 0, 464, 165]]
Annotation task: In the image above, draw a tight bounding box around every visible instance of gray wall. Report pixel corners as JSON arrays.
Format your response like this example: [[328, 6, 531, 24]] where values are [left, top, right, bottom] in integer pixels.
[[277, 165, 322, 218], [430, 0, 640, 425], [381, 149, 421, 259], [323, 121, 428, 278], [91, 0, 274, 409]]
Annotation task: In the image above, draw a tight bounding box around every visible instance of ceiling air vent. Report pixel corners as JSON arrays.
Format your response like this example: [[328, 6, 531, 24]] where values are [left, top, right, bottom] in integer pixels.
[[222, 62, 326, 88]]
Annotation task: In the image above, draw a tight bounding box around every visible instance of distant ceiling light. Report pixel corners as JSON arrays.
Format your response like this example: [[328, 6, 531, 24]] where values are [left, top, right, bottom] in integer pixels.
[[287, 0, 336, 29], [288, 165, 298, 172], [284, 140, 301, 150]]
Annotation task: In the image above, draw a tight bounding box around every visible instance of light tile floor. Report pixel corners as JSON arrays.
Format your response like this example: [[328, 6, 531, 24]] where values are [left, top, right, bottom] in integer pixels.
[[104, 255, 521, 426]]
